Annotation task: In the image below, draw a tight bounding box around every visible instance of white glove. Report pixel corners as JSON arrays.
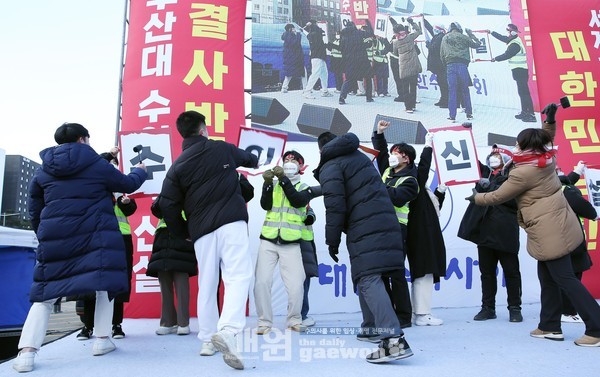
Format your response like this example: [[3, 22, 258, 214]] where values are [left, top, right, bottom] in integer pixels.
[[425, 132, 434, 148], [574, 161, 586, 175], [437, 183, 447, 193]]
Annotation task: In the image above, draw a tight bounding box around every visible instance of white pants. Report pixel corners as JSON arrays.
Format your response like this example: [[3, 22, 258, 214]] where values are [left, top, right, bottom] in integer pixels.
[[254, 240, 305, 327], [19, 291, 113, 350], [411, 274, 434, 315], [282, 71, 307, 91], [195, 221, 253, 342], [304, 58, 329, 94]]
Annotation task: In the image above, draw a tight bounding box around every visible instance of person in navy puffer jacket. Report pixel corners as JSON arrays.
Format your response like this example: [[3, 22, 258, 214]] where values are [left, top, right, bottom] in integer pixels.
[[13, 123, 147, 373]]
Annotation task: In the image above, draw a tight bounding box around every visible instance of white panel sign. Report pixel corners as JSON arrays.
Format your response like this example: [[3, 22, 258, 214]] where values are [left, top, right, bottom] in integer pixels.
[[431, 126, 481, 186], [118, 130, 172, 196], [237, 127, 287, 175]]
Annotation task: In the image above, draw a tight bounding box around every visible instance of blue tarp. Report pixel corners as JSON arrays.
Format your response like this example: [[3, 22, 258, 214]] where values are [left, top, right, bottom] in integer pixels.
[[0, 226, 37, 330]]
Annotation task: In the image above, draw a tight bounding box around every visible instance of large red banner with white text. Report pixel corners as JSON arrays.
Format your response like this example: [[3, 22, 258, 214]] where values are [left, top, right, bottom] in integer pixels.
[[527, 1, 600, 296], [121, 0, 247, 318]]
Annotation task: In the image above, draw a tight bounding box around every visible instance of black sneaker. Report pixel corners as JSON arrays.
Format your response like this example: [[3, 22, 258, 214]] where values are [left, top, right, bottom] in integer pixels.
[[77, 327, 93, 341], [474, 307, 497, 321], [514, 112, 524, 119], [509, 307, 523, 322], [366, 337, 413, 363], [339, 98, 346, 105], [112, 325, 125, 339]]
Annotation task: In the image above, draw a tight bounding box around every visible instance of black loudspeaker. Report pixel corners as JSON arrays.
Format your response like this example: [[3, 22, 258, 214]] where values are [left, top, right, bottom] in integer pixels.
[[296, 104, 352, 136], [371, 114, 427, 144], [251, 96, 290, 125], [488, 132, 517, 147]]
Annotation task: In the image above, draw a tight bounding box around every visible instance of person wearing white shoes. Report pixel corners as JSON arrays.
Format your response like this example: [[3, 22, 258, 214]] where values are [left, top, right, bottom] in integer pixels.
[[467, 103, 600, 347], [302, 21, 332, 99], [254, 151, 313, 335], [13, 123, 147, 373], [147, 196, 197, 338], [557, 162, 597, 325], [159, 111, 258, 369], [406, 132, 447, 327]]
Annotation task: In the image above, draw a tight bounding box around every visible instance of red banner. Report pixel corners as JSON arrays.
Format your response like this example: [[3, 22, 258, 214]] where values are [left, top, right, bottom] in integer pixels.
[[527, 1, 600, 295], [121, 1, 247, 318], [342, 0, 376, 26]]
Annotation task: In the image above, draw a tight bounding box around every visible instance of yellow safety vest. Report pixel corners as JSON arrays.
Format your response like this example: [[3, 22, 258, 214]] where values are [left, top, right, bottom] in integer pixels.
[[301, 210, 315, 241], [261, 182, 309, 241], [508, 37, 527, 69], [114, 205, 131, 235], [372, 39, 388, 64], [382, 168, 418, 225], [365, 37, 375, 62]]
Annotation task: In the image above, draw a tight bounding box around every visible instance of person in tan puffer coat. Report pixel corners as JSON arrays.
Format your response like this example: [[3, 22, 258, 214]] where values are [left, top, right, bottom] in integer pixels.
[[466, 103, 600, 347]]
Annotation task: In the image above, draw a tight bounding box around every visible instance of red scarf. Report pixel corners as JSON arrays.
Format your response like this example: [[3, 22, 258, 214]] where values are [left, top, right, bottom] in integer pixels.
[[512, 149, 556, 168]]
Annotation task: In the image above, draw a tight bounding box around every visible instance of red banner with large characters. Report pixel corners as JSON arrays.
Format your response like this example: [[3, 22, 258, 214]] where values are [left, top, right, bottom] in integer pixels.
[[121, 0, 247, 318], [342, 0, 377, 25], [527, 1, 600, 296]]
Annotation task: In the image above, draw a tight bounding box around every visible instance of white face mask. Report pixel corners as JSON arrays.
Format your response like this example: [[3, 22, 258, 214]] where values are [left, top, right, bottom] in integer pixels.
[[488, 156, 502, 169], [283, 162, 299, 178], [388, 155, 400, 168], [509, 31, 518, 37]]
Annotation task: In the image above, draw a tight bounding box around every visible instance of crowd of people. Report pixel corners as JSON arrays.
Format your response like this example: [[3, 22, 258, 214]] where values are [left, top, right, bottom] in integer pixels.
[[279, 15, 536, 124], [12, 101, 599, 373]]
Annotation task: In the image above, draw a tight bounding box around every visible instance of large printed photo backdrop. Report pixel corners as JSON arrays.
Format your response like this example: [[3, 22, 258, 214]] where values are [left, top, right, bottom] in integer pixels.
[[249, 0, 600, 316]]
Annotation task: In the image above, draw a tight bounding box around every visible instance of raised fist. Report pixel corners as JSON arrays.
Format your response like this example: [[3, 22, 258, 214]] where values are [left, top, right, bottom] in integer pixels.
[[541, 103, 558, 124], [273, 166, 285, 179], [262, 170, 275, 184]]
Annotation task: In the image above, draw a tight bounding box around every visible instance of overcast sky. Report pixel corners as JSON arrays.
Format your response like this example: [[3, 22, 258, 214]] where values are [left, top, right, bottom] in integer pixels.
[[0, 1, 127, 162]]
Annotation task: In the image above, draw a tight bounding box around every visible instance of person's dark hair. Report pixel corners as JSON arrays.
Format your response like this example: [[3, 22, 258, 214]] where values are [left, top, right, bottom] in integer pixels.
[[390, 143, 416, 164], [393, 24, 405, 34], [285, 23, 294, 32], [176, 111, 206, 139], [282, 150, 305, 165], [54, 123, 90, 145], [318, 132, 336, 150], [516, 128, 553, 154]]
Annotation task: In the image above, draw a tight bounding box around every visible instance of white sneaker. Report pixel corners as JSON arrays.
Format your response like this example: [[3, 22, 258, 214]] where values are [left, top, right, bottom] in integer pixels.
[[561, 314, 583, 323], [334, 89, 341, 93], [92, 337, 116, 356], [13, 351, 35, 373], [177, 326, 190, 335], [211, 330, 244, 370], [200, 341, 217, 356], [155, 325, 178, 335], [321, 91, 333, 97], [415, 314, 443, 326], [281, 88, 288, 93], [302, 92, 316, 99], [302, 317, 316, 327]]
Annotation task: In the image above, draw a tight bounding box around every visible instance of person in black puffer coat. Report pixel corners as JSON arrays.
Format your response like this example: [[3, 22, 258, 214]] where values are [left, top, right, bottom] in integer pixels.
[[458, 146, 522, 322], [314, 132, 413, 363], [557, 164, 598, 323], [147, 196, 197, 336]]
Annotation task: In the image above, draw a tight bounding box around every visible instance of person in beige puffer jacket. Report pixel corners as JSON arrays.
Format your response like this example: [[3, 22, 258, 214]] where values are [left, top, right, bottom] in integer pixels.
[[466, 103, 600, 347]]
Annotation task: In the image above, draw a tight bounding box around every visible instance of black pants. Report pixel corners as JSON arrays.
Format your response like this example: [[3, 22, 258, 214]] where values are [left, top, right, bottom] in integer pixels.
[[434, 69, 448, 105], [562, 272, 583, 315], [512, 67, 534, 114], [398, 74, 418, 110], [389, 58, 401, 99], [340, 76, 372, 101], [382, 224, 412, 325], [538, 254, 600, 336], [81, 298, 123, 328], [477, 246, 522, 309]]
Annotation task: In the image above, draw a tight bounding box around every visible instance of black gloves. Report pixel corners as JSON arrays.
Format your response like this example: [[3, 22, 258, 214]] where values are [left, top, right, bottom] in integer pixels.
[[304, 214, 315, 226], [328, 245, 339, 263], [465, 188, 478, 203], [542, 103, 558, 124], [273, 166, 285, 179], [262, 170, 274, 185]]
